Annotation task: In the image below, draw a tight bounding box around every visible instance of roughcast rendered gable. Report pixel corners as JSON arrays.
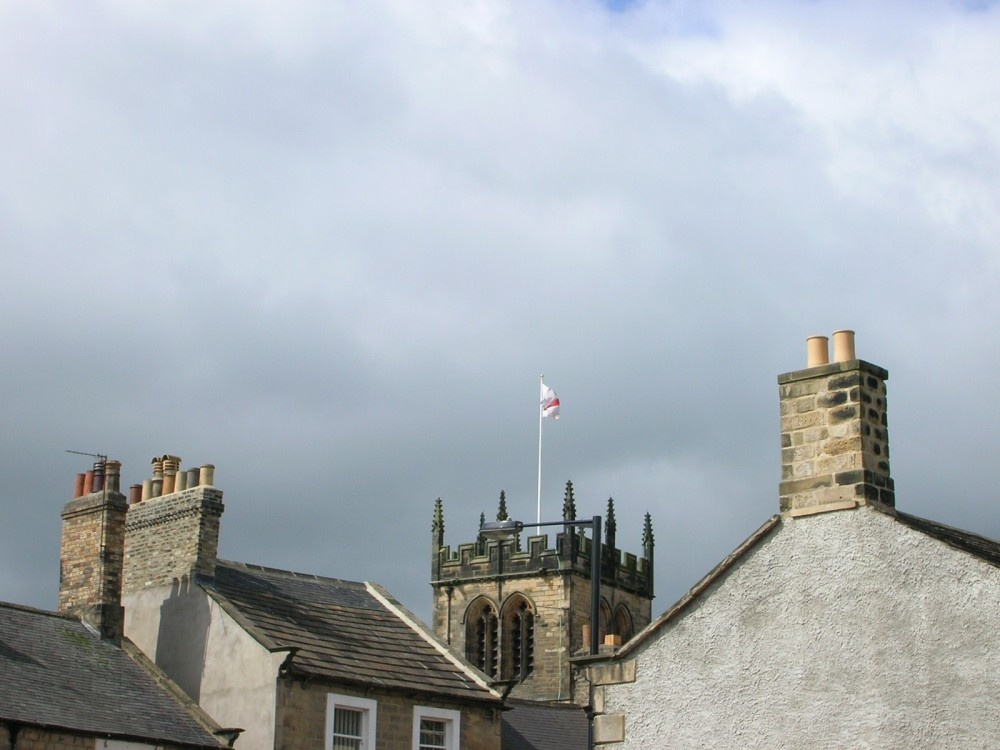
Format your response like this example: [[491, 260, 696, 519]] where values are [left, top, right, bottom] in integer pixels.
[[124, 584, 281, 750], [603, 507, 1000, 749]]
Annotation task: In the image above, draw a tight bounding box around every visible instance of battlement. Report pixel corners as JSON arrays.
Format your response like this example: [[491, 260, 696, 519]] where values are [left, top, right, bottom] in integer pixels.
[[434, 530, 653, 598]]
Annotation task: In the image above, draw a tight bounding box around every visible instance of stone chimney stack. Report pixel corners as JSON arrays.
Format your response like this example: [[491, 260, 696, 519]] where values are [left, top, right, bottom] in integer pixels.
[[59, 459, 127, 641], [778, 331, 894, 514], [123, 457, 224, 594]]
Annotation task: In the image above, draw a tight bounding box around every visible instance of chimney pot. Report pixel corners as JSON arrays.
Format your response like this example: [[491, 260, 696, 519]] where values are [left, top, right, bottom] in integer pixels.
[[83, 471, 94, 495], [92, 461, 105, 493], [105, 460, 121, 494], [199, 464, 215, 487], [74, 473, 86, 499], [806, 336, 830, 368], [832, 329, 856, 363], [129, 484, 142, 504]]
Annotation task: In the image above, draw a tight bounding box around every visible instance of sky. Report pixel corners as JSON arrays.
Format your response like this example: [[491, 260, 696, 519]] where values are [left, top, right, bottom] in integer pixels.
[[1, 0, 999, 628]]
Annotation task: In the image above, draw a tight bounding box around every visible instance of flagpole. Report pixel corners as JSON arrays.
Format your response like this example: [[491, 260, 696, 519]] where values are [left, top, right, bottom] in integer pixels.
[[537, 373, 544, 536]]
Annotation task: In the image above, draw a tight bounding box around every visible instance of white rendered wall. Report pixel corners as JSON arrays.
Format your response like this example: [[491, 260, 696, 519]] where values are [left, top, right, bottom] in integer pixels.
[[124, 584, 281, 750], [604, 507, 1000, 749]]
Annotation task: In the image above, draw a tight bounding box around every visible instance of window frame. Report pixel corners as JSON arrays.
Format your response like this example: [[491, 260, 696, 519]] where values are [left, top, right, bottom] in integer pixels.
[[412, 705, 461, 750], [326, 693, 377, 750]]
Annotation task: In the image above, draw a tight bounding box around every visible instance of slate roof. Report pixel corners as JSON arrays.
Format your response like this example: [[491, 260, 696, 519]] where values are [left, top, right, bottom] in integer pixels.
[[893, 509, 1000, 567], [501, 700, 589, 750], [0, 602, 226, 748], [207, 560, 501, 705]]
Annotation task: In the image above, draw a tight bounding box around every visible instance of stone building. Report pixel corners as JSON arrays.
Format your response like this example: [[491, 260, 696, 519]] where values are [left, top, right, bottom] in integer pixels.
[[583, 331, 1000, 748], [57, 457, 503, 750], [431, 485, 654, 703]]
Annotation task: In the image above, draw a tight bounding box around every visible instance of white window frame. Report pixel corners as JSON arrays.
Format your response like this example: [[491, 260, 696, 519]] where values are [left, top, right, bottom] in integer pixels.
[[412, 705, 461, 750], [326, 693, 377, 750]]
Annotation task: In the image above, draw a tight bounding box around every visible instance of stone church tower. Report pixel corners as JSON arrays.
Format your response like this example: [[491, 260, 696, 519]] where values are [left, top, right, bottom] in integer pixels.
[[430, 482, 654, 702]]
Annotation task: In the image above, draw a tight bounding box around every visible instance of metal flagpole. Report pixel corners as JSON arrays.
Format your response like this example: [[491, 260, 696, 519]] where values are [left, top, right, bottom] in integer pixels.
[[536, 374, 544, 536]]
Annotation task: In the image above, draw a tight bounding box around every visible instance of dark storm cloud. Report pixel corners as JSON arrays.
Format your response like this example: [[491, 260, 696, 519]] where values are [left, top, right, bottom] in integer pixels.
[[1, 0, 998, 624]]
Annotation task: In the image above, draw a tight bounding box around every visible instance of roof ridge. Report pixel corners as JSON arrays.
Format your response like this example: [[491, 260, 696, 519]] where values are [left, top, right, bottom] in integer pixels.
[[613, 514, 782, 659], [889, 508, 1000, 567], [364, 582, 502, 699], [217, 559, 366, 588], [0, 600, 77, 621]]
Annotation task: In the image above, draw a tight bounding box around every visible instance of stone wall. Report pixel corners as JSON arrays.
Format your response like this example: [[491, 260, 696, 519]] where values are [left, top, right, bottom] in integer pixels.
[[2, 726, 196, 750], [435, 564, 651, 702], [4, 727, 94, 750], [275, 679, 500, 750]]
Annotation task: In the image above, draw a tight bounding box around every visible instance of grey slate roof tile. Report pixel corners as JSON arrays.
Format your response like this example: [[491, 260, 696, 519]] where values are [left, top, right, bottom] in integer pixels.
[[209, 560, 499, 704], [501, 700, 589, 750], [0, 602, 224, 748]]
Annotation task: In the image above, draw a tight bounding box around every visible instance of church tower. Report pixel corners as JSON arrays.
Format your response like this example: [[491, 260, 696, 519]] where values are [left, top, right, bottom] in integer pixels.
[[430, 482, 654, 703]]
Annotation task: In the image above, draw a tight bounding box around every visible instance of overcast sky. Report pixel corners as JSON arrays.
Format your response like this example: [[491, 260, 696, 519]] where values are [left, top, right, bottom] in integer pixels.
[[2, 0, 999, 627]]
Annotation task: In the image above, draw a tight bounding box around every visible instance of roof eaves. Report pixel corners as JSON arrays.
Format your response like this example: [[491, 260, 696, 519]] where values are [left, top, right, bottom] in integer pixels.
[[614, 514, 782, 659]]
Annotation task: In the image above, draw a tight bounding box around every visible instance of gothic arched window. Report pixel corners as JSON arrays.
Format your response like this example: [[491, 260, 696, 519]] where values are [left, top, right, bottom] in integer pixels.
[[612, 604, 633, 643], [465, 598, 499, 679], [599, 599, 612, 644], [502, 595, 535, 681]]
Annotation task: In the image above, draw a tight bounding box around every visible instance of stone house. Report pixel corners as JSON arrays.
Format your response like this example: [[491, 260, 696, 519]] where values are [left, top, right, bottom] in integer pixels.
[[58, 460, 504, 750], [584, 332, 1000, 748], [1, 479, 234, 750]]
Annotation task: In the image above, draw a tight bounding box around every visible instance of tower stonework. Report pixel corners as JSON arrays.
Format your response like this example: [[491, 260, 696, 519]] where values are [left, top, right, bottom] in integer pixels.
[[431, 486, 654, 703]]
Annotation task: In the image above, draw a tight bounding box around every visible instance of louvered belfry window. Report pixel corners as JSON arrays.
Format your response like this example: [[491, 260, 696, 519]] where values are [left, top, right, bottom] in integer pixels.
[[332, 707, 364, 750], [510, 600, 534, 679], [469, 603, 499, 678]]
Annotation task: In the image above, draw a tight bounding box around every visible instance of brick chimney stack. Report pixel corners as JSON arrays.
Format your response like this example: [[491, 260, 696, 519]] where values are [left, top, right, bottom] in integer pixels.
[[123, 457, 224, 593], [777, 331, 894, 515], [59, 459, 127, 641]]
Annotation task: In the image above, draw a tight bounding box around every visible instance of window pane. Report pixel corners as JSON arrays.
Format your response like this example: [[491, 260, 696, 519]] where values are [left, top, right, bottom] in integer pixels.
[[333, 707, 363, 750], [419, 718, 448, 750]]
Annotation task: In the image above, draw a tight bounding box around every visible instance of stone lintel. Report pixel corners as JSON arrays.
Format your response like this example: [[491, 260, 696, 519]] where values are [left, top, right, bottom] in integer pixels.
[[587, 659, 636, 686], [788, 499, 859, 518]]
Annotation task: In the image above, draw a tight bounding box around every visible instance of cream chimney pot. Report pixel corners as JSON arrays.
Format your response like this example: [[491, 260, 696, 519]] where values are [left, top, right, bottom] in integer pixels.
[[806, 336, 830, 368], [832, 329, 856, 363]]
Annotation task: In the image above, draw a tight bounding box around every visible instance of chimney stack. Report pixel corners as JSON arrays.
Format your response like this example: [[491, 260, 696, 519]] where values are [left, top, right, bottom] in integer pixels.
[[59, 460, 128, 640], [778, 332, 893, 514], [123, 457, 224, 593]]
